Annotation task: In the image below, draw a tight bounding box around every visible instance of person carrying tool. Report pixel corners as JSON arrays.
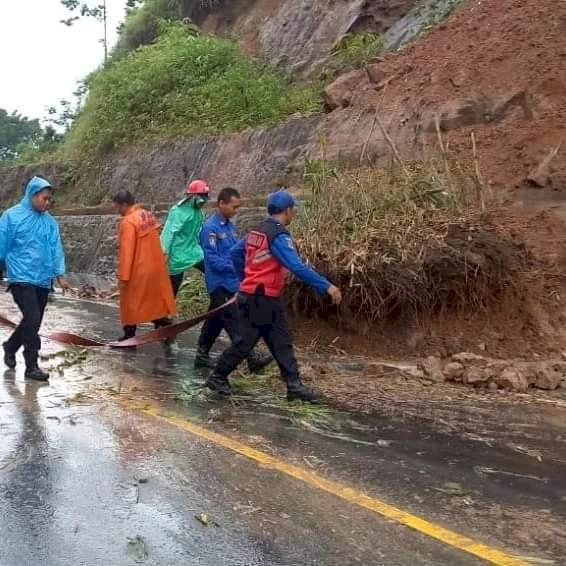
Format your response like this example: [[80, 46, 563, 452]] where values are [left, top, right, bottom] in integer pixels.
[[0, 176, 70, 381], [113, 190, 177, 341], [206, 190, 342, 402], [195, 187, 273, 372], [161, 180, 209, 297]]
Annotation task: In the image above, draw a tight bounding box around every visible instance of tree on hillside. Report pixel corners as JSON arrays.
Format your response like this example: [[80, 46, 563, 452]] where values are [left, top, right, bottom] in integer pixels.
[[46, 80, 88, 133], [0, 110, 41, 161], [60, 0, 109, 63]]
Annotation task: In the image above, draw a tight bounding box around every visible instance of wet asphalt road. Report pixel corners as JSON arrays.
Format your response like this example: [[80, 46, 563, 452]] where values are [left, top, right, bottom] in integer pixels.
[[1, 294, 566, 565]]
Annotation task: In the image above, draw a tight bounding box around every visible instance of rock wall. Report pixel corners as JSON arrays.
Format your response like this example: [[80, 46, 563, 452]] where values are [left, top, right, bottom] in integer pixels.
[[0, 116, 322, 208], [196, 0, 418, 76], [57, 206, 265, 278]]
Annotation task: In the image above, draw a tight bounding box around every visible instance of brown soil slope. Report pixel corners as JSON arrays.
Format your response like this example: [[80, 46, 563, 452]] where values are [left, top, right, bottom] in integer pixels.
[[350, 0, 566, 189]]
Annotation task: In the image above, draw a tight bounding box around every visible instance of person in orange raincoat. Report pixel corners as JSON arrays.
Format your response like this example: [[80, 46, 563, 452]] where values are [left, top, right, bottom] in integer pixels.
[[112, 190, 177, 341]]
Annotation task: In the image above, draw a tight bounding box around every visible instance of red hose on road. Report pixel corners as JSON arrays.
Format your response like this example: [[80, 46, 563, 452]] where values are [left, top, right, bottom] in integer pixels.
[[0, 296, 237, 348]]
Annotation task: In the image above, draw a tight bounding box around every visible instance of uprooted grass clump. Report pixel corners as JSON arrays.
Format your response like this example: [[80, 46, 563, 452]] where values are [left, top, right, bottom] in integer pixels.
[[290, 158, 526, 325], [176, 271, 209, 318]]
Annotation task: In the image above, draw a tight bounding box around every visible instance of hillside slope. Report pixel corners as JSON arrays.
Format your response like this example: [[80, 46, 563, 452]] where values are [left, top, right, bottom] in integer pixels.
[[323, 0, 566, 188], [1, 0, 564, 202]]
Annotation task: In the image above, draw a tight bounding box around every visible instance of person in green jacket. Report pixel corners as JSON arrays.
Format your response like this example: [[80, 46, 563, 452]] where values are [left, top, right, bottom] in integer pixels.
[[161, 180, 210, 296]]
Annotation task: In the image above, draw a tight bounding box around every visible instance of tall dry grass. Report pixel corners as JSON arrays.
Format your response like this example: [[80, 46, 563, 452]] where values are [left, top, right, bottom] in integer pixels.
[[291, 156, 523, 324]]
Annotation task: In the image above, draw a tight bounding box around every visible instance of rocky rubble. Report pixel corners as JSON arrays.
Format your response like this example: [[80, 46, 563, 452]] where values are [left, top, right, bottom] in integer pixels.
[[420, 353, 566, 392]]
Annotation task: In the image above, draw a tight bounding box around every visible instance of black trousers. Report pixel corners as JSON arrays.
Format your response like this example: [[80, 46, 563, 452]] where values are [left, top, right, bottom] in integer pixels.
[[170, 260, 205, 297], [198, 289, 242, 353], [5, 284, 50, 368], [213, 293, 299, 383]]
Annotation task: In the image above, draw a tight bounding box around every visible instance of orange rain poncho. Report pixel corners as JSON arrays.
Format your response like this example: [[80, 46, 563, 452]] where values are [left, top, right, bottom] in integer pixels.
[[117, 205, 177, 326]]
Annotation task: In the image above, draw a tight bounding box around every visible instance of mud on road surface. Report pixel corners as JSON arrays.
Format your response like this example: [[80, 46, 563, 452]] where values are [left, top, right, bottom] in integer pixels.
[[1, 295, 565, 565]]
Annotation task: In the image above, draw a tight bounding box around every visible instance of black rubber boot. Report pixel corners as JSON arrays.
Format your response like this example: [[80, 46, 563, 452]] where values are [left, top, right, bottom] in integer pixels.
[[194, 347, 214, 369], [25, 367, 50, 382], [3, 342, 16, 370], [247, 351, 273, 374], [24, 351, 49, 382], [286, 378, 322, 403], [205, 373, 232, 396]]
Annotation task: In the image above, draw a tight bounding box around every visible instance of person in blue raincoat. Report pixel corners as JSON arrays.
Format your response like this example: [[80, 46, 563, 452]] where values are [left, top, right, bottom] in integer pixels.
[[0, 176, 70, 381]]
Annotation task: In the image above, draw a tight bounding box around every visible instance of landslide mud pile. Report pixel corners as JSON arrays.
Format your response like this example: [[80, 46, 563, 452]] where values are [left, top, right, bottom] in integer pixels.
[[325, 0, 566, 189]]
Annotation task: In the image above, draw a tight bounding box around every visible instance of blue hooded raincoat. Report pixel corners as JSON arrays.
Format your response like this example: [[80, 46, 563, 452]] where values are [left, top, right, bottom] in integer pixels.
[[0, 176, 66, 289]]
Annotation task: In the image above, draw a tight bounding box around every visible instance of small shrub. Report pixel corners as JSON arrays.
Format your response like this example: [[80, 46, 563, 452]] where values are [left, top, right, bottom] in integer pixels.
[[113, 0, 182, 58], [332, 32, 384, 68]]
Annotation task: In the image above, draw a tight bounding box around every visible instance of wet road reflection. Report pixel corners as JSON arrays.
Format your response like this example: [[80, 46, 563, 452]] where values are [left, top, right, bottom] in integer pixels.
[[0, 294, 565, 564]]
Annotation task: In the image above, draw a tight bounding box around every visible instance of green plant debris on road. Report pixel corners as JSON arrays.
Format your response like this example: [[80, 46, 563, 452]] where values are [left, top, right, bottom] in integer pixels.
[[42, 347, 90, 375]]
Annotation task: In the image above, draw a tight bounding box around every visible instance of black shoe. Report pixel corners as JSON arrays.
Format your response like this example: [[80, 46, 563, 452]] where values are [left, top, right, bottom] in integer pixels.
[[194, 348, 214, 369], [25, 367, 50, 382], [3, 343, 16, 370], [287, 382, 322, 403], [206, 374, 232, 396], [247, 352, 273, 374]]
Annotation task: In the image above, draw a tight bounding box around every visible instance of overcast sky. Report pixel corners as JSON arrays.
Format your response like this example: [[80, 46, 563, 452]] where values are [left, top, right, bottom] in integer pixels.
[[0, 0, 128, 122]]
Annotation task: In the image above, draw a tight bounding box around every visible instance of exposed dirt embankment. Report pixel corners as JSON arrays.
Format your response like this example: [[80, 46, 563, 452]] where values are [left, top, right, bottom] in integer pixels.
[[293, 202, 566, 361], [324, 0, 566, 189]]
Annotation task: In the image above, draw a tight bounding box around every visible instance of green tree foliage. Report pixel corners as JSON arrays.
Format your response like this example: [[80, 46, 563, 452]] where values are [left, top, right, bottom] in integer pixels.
[[65, 24, 320, 159], [0, 110, 42, 161], [113, 0, 231, 59], [113, 0, 182, 58]]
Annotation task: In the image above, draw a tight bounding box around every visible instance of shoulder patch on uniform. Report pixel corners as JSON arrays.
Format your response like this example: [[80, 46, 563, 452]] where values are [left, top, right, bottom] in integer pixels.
[[208, 232, 217, 246], [283, 235, 295, 250]]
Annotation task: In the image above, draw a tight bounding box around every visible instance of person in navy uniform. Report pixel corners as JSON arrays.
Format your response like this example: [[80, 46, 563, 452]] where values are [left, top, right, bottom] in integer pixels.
[[206, 190, 342, 402], [196, 187, 272, 372]]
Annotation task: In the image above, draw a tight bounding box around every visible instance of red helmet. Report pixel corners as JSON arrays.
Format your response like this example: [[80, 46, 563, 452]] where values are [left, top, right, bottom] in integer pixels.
[[186, 180, 210, 196]]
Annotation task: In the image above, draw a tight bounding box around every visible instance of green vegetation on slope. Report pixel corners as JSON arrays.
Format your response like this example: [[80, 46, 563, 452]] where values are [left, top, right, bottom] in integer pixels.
[[113, 0, 182, 59], [332, 32, 384, 69], [64, 24, 321, 161]]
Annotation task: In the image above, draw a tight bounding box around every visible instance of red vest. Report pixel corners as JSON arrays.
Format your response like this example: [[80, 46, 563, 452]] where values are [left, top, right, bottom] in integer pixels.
[[240, 219, 289, 298]]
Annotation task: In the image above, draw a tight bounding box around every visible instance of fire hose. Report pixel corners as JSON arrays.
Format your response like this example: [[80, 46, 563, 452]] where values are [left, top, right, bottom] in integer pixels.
[[0, 296, 237, 349]]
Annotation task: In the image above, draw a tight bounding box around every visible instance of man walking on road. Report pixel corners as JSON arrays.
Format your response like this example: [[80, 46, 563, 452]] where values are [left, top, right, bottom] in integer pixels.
[[195, 187, 272, 372], [206, 191, 342, 402], [113, 190, 177, 341], [161, 180, 209, 296], [0, 176, 70, 381]]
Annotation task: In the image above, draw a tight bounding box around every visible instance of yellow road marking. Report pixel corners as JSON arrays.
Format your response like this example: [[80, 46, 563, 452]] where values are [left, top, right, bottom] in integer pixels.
[[121, 399, 527, 566]]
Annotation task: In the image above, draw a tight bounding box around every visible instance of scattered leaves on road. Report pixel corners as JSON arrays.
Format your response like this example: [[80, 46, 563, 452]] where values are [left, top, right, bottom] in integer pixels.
[[127, 535, 148, 561]]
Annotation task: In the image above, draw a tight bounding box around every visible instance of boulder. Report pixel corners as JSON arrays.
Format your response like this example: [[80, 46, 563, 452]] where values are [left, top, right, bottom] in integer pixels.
[[366, 63, 386, 85], [323, 70, 370, 110], [485, 360, 511, 379], [532, 364, 562, 390], [420, 355, 445, 382], [443, 361, 465, 382], [463, 367, 489, 386], [451, 352, 488, 365], [495, 368, 529, 392]]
